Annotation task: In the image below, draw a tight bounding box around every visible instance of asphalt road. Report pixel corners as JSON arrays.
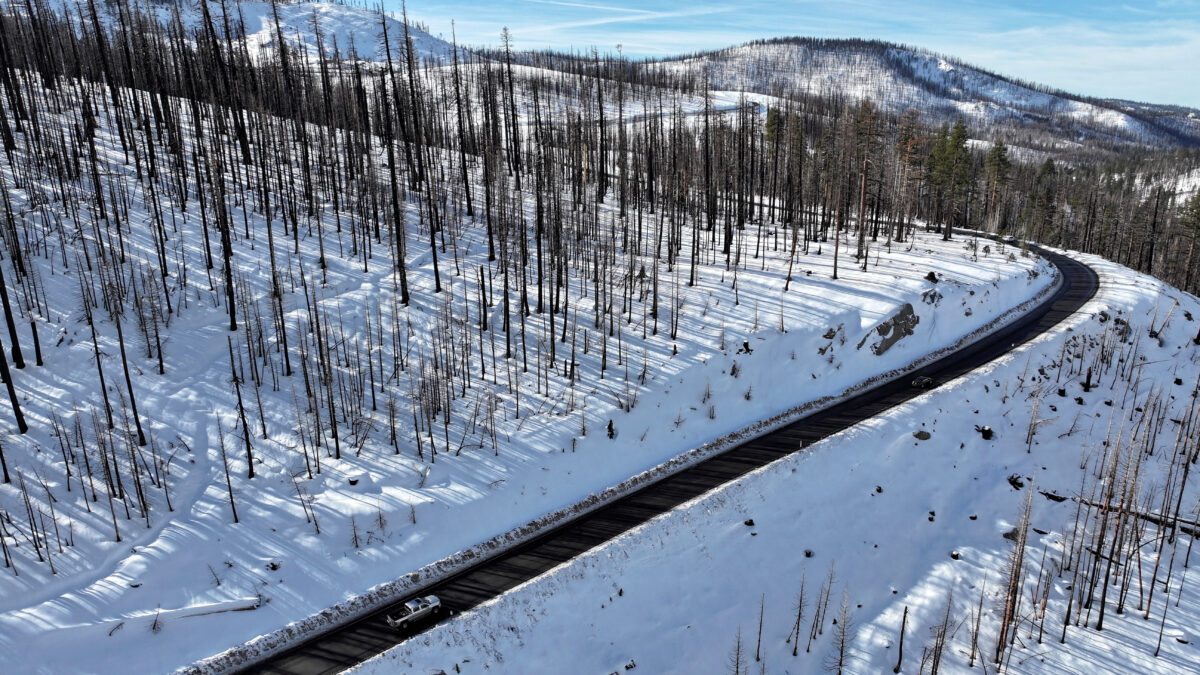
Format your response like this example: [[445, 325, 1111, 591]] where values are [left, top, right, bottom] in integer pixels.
[[245, 243, 1098, 675]]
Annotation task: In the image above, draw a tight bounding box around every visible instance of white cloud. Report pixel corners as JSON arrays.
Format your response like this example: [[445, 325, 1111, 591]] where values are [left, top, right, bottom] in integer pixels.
[[520, 0, 655, 13], [519, 5, 733, 34]]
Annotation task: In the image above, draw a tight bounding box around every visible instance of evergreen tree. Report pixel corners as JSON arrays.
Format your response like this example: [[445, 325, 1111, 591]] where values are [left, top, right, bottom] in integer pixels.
[[942, 118, 973, 238], [765, 106, 783, 146], [1031, 158, 1058, 242], [984, 140, 1010, 230], [927, 122, 952, 231]]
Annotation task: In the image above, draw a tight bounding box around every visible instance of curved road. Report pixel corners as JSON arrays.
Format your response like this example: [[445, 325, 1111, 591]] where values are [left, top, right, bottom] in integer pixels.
[[245, 243, 1098, 675]]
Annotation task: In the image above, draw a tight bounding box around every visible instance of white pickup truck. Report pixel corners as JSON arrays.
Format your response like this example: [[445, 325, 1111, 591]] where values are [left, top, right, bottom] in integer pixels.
[[385, 595, 442, 630]]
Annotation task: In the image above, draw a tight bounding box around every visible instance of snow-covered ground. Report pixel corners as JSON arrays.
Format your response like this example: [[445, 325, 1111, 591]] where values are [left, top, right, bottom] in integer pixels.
[[1172, 167, 1200, 200], [426, 63, 766, 131], [1131, 165, 1200, 204], [6, 6, 1192, 675], [355, 252, 1200, 675], [966, 138, 1053, 166], [0, 210, 1052, 673], [0, 71, 1057, 675]]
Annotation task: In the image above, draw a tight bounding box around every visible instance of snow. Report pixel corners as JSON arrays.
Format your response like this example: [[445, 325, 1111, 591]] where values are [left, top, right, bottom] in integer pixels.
[[25, 0, 458, 65], [1132, 165, 1200, 202], [224, 2, 455, 64], [0, 5, 1191, 674], [966, 138, 1051, 165], [1173, 168, 1200, 200], [428, 63, 759, 130], [650, 40, 1181, 148], [0, 68, 1058, 675], [28, 0, 1198, 151], [354, 252, 1200, 675]]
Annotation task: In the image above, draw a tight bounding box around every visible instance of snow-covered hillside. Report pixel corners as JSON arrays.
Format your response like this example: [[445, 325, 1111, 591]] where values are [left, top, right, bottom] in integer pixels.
[[32, 2, 1200, 151], [355, 252, 1200, 675], [29, 1, 1200, 155], [206, 1, 455, 64], [0, 65, 1057, 674], [35, 0, 458, 64], [1, 4, 1197, 674], [649, 39, 1200, 149]]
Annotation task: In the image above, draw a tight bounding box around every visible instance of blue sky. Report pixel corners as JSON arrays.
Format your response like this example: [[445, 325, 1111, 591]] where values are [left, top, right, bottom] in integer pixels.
[[396, 0, 1200, 108]]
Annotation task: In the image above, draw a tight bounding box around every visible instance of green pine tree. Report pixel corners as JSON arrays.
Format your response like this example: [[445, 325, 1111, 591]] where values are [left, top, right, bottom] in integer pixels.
[[1030, 158, 1058, 241], [927, 118, 972, 239], [946, 118, 973, 237], [984, 140, 1010, 230], [765, 106, 783, 146]]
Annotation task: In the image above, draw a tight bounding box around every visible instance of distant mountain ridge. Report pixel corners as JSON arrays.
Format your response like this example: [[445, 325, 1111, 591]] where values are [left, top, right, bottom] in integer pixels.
[[645, 37, 1200, 149]]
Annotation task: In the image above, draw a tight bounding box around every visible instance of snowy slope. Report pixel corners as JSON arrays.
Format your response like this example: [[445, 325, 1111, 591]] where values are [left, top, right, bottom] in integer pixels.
[[1171, 167, 1200, 200], [0, 70, 1057, 674], [0, 5, 1194, 674], [1130, 165, 1200, 203], [27, 0, 458, 65], [429, 63, 757, 128], [649, 39, 1200, 149], [205, 1, 456, 64], [355, 252, 1200, 675]]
